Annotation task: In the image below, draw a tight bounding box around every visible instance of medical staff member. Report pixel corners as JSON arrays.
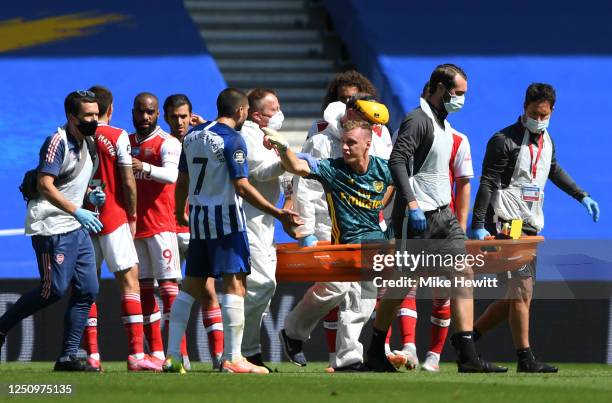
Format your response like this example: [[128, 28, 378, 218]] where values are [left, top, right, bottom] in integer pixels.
[[367, 64, 505, 373], [0, 90, 104, 371], [239, 88, 316, 371], [469, 83, 599, 373]]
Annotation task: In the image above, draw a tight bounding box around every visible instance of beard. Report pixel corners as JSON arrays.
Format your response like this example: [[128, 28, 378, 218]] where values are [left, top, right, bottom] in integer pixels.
[[133, 116, 158, 137], [235, 118, 246, 131]]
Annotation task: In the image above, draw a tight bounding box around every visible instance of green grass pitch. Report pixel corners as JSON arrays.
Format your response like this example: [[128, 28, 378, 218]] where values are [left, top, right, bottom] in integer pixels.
[[1, 362, 610, 402]]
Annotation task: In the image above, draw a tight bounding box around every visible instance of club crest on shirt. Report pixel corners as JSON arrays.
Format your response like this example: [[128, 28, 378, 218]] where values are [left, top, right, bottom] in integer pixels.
[[143, 148, 153, 158], [131, 146, 140, 157], [373, 180, 384, 193], [233, 150, 246, 164], [55, 253, 64, 265]]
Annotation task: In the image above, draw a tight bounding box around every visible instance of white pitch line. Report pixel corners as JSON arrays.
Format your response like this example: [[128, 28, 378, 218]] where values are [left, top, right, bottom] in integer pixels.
[[0, 228, 25, 236]]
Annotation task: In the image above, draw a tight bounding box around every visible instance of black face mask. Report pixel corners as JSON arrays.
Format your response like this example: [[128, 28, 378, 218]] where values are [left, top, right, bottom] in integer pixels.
[[77, 119, 98, 137]]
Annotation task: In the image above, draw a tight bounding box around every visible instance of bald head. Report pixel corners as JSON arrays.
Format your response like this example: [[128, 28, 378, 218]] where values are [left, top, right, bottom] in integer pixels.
[[132, 92, 159, 136]]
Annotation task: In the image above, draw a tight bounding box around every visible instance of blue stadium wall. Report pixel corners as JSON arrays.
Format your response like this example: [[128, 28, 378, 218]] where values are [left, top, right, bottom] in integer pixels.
[[0, 0, 226, 278], [323, 0, 612, 242]]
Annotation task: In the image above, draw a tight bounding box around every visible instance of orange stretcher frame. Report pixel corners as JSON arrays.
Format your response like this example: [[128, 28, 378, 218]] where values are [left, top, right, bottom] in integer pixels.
[[276, 236, 544, 282]]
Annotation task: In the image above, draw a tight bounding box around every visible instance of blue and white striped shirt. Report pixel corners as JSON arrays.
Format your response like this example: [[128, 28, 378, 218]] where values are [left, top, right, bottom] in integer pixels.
[[179, 121, 249, 239]]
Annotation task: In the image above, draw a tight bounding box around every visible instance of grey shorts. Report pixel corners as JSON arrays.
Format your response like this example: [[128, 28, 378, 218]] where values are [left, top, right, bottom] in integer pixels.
[[394, 206, 467, 273]]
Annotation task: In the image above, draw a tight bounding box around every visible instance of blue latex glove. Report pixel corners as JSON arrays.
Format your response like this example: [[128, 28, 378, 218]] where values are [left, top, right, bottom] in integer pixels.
[[581, 196, 600, 222], [87, 188, 106, 207], [74, 208, 103, 233], [469, 228, 490, 240], [296, 152, 319, 172], [298, 234, 318, 247], [407, 208, 427, 232]]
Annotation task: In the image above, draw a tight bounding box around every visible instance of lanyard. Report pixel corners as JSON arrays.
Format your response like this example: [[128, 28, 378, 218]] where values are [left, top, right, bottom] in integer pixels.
[[528, 134, 544, 180]]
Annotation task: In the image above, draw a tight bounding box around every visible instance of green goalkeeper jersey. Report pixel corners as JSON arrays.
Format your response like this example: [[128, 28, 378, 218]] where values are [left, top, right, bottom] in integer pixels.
[[308, 156, 393, 244]]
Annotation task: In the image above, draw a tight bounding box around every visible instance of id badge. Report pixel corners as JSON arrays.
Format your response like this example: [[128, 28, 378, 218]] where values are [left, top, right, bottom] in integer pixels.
[[521, 184, 541, 202]]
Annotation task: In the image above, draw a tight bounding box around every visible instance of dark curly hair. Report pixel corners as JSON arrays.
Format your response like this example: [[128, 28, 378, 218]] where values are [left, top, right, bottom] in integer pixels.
[[524, 83, 556, 108], [321, 70, 378, 113]]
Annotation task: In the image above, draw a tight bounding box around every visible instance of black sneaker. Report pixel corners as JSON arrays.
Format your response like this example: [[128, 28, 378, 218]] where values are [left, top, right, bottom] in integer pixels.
[[457, 357, 508, 373], [245, 353, 274, 373], [333, 362, 370, 372], [279, 329, 307, 367], [365, 345, 398, 372], [54, 355, 100, 372], [517, 359, 558, 373]]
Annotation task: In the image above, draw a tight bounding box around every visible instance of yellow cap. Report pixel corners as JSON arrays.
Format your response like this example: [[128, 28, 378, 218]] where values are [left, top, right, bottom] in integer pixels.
[[354, 100, 389, 125]]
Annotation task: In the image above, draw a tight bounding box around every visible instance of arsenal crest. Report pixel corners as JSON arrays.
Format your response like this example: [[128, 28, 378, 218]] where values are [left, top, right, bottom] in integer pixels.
[[55, 253, 65, 264]]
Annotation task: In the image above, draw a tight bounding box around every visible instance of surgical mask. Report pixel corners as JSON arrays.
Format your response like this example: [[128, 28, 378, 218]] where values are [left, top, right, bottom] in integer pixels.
[[444, 92, 465, 113], [267, 110, 284, 131], [77, 119, 98, 137], [523, 115, 549, 133]]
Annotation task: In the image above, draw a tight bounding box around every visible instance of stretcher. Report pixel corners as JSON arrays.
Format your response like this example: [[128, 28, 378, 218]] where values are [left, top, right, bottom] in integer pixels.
[[275, 236, 544, 282]]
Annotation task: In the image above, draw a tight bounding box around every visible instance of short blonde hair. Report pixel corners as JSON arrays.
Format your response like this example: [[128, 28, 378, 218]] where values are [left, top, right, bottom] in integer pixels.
[[342, 119, 372, 133]]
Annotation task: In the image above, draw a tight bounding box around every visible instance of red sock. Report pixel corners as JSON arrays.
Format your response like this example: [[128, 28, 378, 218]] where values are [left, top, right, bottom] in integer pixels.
[[121, 293, 144, 356], [140, 280, 164, 355], [399, 293, 417, 346], [83, 302, 99, 356], [323, 307, 339, 354], [159, 282, 187, 356], [202, 307, 224, 357], [429, 298, 451, 354]]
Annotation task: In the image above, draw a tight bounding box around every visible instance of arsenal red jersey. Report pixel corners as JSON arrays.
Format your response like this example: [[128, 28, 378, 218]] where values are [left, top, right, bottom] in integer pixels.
[[89, 123, 132, 235], [129, 127, 181, 238]]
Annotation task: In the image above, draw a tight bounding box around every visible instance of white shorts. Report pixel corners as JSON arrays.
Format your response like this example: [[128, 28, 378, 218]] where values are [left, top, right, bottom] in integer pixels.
[[92, 223, 139, 273], [135, 231, 182, 280]]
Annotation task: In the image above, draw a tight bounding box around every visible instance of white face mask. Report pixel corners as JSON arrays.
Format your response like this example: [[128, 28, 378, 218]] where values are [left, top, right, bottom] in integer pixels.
[[523, 115, 549, 133], [266, 110, 284, 131], [444, 93, 465, 113]]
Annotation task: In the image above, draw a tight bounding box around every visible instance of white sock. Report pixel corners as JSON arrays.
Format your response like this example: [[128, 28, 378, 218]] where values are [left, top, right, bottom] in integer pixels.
[[221, 293, 245, 362], [427, 351, 440, 360], [88, 353, 100, 360], [167, 291, 195, 359], [402, 342, 416, 352]]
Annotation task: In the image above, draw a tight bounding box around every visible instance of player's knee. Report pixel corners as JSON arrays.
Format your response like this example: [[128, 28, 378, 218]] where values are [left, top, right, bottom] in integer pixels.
[[508, 278, 533, 303]]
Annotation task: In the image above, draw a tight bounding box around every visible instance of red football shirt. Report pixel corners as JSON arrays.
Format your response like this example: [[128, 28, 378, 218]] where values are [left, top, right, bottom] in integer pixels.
[[89, 123, 132, 235], [129, 127, 181, 238]]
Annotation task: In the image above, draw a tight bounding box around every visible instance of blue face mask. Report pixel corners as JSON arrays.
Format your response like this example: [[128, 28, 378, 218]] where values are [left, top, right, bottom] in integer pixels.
[[444, 92, 465, 113], [523, 115, 549, 133]]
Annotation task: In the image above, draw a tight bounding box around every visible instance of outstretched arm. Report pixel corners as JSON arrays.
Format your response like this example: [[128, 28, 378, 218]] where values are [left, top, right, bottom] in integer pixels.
[[262, 127, 311, 176]]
